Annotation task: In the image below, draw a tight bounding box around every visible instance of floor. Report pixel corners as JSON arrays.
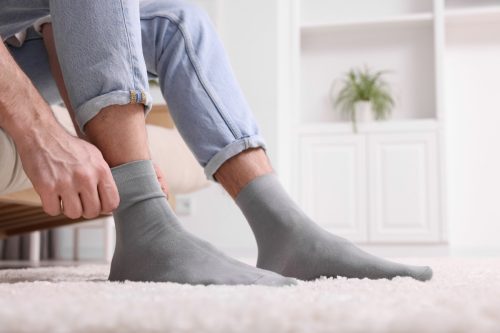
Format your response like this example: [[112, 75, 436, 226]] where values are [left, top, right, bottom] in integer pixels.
[[0, 258, 499, 333], [0, 260, 89, 269]]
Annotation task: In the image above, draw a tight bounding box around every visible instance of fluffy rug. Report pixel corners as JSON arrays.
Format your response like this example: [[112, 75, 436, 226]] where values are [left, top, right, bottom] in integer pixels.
[[0, 258, 499, 333]]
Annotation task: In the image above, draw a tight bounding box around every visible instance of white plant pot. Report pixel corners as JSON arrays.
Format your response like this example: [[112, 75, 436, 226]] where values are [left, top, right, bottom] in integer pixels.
[[355, 101, 374, 122]]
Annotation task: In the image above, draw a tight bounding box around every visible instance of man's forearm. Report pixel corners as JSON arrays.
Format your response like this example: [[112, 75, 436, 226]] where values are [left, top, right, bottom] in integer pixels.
[[0, 40, 121, 220], [0, 41, 55, 144]]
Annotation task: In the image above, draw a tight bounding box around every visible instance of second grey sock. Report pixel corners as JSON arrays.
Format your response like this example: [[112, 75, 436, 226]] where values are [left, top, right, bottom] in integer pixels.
[[109, 160, 295, 286], [236, 173, 433, 281]]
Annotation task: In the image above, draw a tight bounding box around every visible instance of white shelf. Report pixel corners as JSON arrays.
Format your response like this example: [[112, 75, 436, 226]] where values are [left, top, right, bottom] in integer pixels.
[[297, 119, 439, 135], [445, 5, 500, 23], [300, 21, 436, 123], [301, 13, 433, 31]]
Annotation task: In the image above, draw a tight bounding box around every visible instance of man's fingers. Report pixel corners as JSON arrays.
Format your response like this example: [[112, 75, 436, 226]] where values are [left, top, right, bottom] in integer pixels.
[[98, 170, 120, 214], [60, 191, 83, 219], [153, 162, 169, 198], [79, 186, 102, 219], [41, 194, 62, 216]]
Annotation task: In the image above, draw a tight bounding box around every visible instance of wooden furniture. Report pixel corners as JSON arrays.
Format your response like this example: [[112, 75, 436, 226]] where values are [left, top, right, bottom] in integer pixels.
[[0, 105, 174, 240]]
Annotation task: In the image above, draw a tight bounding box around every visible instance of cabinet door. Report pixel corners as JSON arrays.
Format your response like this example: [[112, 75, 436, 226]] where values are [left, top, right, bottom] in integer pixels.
[[368, 132, 440, 242], [299, 134, 367, 242]]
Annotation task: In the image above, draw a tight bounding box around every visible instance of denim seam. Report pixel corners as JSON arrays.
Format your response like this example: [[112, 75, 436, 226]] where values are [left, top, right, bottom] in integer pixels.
[[118, 0, 139, 92], [76, 90, 152, 132], [141, 14, 241, 140], [204, 135, 267, 181]]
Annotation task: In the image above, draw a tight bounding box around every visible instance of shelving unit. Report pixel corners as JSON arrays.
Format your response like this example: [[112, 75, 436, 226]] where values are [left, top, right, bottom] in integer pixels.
[[444, 0, 500, 23], [298, 0, 438, 125], [300, 23, 436, 124], [297, 119, 439, 136], [283, 0, 499, 247], [444, 0, 500, 9], [300, 13, 434, 31], [299, 0, 434, 26]]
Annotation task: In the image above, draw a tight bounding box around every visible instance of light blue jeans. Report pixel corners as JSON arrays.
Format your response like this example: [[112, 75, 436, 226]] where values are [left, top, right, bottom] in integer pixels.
[[1, 0, 265, 180]]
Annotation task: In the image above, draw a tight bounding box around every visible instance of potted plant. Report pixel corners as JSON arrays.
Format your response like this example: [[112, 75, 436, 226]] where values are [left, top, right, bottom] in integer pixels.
[[332, 67, 394, 133]]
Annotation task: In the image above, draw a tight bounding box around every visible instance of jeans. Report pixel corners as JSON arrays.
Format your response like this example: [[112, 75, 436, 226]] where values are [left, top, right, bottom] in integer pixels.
[[0, 0, 265, 180]]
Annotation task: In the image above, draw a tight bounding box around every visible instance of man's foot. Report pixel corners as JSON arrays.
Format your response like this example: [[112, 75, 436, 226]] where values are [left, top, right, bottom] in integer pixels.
[[236, 174, 433, 281], [109, 160, 296, 286]]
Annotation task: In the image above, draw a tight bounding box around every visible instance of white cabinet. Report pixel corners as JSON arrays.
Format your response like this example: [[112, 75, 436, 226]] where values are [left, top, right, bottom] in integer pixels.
[[299, 134, 368, 242], [288, 0, 445, 245], [298, 122, 442, 243], [368, 132, 440, 242]]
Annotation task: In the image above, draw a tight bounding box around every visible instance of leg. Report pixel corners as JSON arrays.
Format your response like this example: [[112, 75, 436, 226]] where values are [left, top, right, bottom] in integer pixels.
[[217, 151, 433, 281], [46, 1, 293, 286], [214, 148, 273, 198], [139, 0, 265, 179], [139, 1, 432, 281]]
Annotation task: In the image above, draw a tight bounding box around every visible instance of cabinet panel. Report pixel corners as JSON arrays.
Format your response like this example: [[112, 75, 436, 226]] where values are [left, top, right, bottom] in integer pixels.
[[368, 132, 440, 242], [299, 135, 367, 242]]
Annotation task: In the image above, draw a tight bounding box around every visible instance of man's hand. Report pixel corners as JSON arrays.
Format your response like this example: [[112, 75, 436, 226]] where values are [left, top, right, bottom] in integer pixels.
[[16, 121, 120, 219], [153, 162, 170, 199], [43, 22, 170, 205], [0, 40, 119, 219]]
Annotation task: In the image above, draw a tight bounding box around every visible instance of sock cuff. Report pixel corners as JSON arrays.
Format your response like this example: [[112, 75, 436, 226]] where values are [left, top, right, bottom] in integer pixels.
[[111, 159, 156, 185], [111, 159, 165, 209], [235, 173, 280, 206]]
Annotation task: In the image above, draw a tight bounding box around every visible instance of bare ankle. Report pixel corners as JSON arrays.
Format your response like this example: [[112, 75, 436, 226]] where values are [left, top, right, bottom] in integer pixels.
[[85, 104, 150, 167], [214, 148, 273, 198]]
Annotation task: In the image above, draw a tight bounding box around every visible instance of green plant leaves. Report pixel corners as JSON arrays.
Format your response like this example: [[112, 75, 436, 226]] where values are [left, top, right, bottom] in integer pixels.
[[332, 67, 395, 129]]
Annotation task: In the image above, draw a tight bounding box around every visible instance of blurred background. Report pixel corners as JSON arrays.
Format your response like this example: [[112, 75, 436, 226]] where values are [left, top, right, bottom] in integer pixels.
[[1, 0, 500, 264]]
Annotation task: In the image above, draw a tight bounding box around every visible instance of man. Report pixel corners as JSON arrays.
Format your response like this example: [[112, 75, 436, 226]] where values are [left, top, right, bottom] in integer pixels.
[[0, 0, 432, 285]]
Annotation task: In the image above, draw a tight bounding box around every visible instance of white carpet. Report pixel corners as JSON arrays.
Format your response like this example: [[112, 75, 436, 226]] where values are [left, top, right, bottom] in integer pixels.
[[0, 258, 499, 333]]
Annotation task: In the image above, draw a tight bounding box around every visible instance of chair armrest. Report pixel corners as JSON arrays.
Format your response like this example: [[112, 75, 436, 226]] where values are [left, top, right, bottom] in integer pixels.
[[146, 105, 175, 129], [0, 188, 41, 206]]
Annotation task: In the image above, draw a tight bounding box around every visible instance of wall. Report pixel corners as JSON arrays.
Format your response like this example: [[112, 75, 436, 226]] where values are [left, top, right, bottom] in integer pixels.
[[445, 19, 500, 255]]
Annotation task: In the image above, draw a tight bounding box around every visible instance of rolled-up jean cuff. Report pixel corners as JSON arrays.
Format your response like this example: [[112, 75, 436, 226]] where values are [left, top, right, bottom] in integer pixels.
[[76, 90, 153, 133], [204, 135, 267, 181]]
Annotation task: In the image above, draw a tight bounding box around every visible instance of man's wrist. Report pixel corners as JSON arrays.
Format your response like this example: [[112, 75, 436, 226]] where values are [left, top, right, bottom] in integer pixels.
[[0, 40, 59, 147], [1, 88, 58, 148]]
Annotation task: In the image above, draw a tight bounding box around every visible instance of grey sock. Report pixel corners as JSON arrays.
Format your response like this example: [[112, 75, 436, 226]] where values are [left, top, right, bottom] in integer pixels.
[[236, 173, 433, 281], [109, 160, 295, 286]]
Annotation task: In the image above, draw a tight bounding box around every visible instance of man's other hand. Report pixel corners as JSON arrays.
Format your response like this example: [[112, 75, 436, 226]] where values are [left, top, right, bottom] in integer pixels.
[[17, 120, 120, 220]]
